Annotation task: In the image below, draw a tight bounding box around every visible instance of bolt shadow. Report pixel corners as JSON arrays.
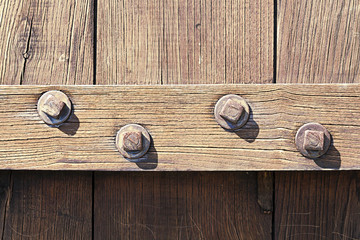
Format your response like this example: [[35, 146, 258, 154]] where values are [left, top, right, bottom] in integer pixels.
[[127, 135, 158, 170], [135, 149, 158, 170], [313, 142, 341, 169], [233, 107, 259, 143], [58, 106, 80, 136]]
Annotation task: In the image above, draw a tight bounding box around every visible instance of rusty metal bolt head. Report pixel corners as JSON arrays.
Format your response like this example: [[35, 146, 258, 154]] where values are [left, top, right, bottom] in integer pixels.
[[304, 130, 324, 151], [295, 123, 331, 159], [37, 90, 72, 126], [123, 132, 143, 151], [219, 99, 244, 124], [214, 94, 250, 131], [42, 94, 65, 119], [116, 124, 151, 159]]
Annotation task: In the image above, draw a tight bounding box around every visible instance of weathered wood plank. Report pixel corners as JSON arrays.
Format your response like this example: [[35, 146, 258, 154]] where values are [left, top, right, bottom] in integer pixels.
[[276, 0, 360, 238], [95, 0, 274, 238], [0, 0, 94, 85], [277, 0, 360, 83], [0, 84, 358, 171], [96, 0, 273, 84], [275, 172, 360, 239], [3, 172, 92, 240], [0, 0, 94, 239], [94, 172, 271, 239]]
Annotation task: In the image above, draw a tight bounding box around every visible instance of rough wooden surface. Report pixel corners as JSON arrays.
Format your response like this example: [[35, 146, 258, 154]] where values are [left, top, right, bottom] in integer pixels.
[[277, 0, 360, 83], [0, 84, 359, 171], [3, 172, 92, 240], [95, 172, 271, 239], [95, 0, 273, 238], [96, 0, 273, 85], [0, 0, 93, 239], [0, 0, 94, 85], [275, 172, 360, 239], [276, 0, 360, 238], [257, 172, 274, 213]]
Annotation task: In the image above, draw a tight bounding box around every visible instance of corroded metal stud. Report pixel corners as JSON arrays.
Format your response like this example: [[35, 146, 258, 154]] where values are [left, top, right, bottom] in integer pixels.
[[295, 123, 331, 158], [116, 124, 151, 159], [214, 94, 250, 131], [123, 132, 143, 152], [37, 90, 72, 126]]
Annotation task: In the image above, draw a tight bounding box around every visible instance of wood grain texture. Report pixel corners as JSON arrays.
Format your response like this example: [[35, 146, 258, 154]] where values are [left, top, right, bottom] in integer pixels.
[[3, 172, 92, 240], [96, 0, 273, 84], [277, 0, 360, 83], [0, 0, 93, 84], [0, 84, 357, 171], [257, 172, 273, 213], [95, 1, 273, 238], [275, 172, 360, 239], [0, 0, 93, 239], [0, 172, 11, 238], [94, 172, 271, 240], [276, 0, 360, 238]]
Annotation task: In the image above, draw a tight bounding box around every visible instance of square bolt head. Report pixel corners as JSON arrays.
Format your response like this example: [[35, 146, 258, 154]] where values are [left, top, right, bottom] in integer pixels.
[[123, 132, 143, 152], [41, 94, 65, 119], [219, 99, 244, 124], [303, 130, 325, 151]]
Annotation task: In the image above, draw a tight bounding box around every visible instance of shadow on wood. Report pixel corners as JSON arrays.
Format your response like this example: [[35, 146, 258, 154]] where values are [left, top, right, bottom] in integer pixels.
[[314, 144, 341, 169], [58, 112, 80, 136], [135, 137, 158, 170], [235, 107, 259, 143]]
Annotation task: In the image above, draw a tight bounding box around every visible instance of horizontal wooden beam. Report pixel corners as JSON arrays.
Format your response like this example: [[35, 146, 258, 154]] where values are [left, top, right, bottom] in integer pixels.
[[0, 84, 358, 171]]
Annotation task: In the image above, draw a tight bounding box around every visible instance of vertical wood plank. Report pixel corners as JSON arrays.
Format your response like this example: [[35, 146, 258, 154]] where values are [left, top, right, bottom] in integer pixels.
[[276, 0, 360, 238], [275, 172, 360, 239], [3, 172, 93, 240], [0, 0, 94, 239], [95, 0, 273, 239], [96, 0, 273, 84], [95, 172, 272, 240], [277, 0, 360, 83]]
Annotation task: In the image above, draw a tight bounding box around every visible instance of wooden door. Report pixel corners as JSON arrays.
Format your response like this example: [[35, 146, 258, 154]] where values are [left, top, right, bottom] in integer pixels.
[[0, 0, 359, 239]]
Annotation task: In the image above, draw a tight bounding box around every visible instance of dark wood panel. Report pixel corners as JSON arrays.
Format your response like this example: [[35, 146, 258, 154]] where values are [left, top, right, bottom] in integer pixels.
[[0, 0, 94, 239], [95, 172, 271, 240], [275, 172, 360, 239], [276, 0, 360, 238], [3, 172, 92, 240]]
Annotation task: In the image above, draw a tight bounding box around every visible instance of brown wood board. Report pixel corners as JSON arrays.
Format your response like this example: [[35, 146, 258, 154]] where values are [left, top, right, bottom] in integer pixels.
[[96, 0, 273, 85], [275, 0, 360, 238], [0, 0, 94, 239], [95, 171, 271, 239], [94, 0, 274, 238], [0, 84, 357, 171], [277, 0, 360, 84]]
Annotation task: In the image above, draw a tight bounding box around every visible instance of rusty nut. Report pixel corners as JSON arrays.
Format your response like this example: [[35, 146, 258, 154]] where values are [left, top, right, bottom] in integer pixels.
[[123, 132, 143, 152], [37, 90, 72, 126], [214, 94, 250, 131], [295, 123, 331, 158], [116, 124, 151, 160]]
